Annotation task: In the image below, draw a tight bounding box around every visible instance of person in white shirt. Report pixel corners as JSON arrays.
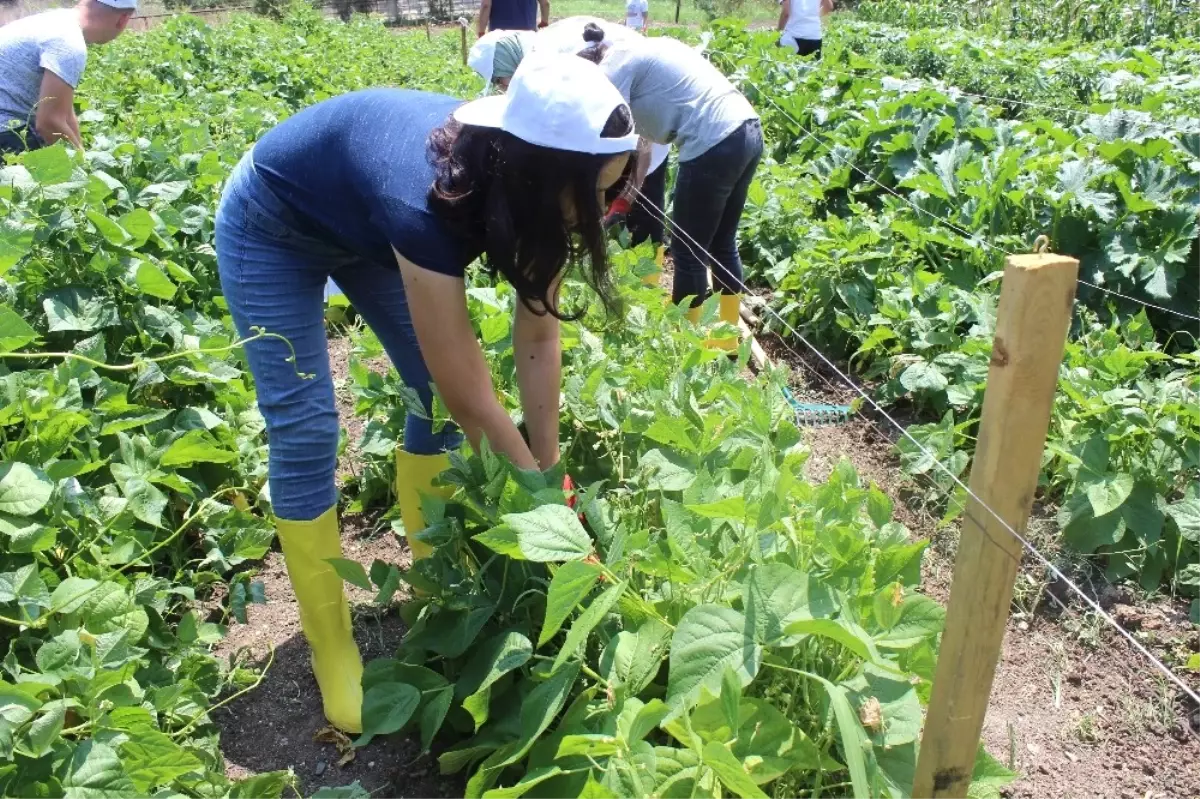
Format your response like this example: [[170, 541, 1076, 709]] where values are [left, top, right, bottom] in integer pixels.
[[0, 0, 135, 153], [625, 0, 649, 33], [777, 0, 832, 58]]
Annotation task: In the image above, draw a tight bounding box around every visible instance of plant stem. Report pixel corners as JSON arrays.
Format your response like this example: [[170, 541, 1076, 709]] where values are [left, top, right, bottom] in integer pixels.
[[171, 645, 275, 739]]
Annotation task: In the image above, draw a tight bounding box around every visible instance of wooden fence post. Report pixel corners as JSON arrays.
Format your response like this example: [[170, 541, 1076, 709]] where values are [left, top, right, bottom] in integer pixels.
[[912, 251, 1079, 798], [459, 19, 468, 65]]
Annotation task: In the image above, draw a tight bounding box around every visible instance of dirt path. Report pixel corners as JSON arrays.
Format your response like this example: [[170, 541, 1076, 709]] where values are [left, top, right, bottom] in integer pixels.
[[214, 336, 457, 797], [757, 325, 1200, 799]]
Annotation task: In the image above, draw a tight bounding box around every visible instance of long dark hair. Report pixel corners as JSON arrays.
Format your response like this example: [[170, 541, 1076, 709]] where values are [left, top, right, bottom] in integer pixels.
[[427, 105, 634, 319]]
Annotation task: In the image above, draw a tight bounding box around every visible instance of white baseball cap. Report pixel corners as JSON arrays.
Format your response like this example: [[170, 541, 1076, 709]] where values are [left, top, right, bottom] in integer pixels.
[[454, 53, 638, 156], [97, 0, 138, 9]]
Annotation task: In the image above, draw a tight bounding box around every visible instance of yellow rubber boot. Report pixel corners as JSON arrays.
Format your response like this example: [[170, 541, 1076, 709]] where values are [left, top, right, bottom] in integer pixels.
[[685, 305, 702, 326], [395, 449, 453, 561], [276, 507, 363, 734], [705, 293, 742, 353]]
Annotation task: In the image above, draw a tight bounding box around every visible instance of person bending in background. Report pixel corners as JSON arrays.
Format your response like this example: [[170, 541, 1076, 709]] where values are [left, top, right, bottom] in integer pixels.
[[467, 29, 536, 90], [777, 0, 833, 58], [476, 0, 549, 37], [0, 0, 134, 153], [625, 0, 649, 33], [213, 55, 635, 734], [578, 22, 761, 351], [470, 18, 669, 276]]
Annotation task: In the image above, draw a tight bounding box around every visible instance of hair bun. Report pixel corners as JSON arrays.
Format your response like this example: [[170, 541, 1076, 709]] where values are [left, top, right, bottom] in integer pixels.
[[582, 22, 605, 43]]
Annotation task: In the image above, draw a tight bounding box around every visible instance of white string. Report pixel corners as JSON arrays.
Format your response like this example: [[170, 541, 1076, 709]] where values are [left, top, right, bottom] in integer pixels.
[[627, 182, 1200, 708]]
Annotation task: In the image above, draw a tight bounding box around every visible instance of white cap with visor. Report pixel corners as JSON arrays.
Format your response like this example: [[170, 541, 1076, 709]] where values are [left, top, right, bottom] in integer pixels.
[[453, 53, 638, 156]]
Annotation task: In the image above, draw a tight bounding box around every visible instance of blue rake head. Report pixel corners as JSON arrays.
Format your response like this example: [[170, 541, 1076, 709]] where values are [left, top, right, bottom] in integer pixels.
[[781, 386, 852, 426]]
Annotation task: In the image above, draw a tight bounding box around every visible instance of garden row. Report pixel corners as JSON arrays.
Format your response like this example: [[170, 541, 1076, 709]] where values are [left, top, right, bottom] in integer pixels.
[[708, 20, 1200, 602]]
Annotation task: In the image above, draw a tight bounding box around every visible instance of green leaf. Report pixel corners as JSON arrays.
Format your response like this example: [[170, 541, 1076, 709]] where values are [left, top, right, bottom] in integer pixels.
[[62, 740, 136, 797], [473, 525, 524, 559], [0, 462, 53, 516], [118, 209, 155, 248], [553, 582, 625, 672], [459, 631, 532, 731], [43, 287, 119, 333], [602, 618, 671, 695], [326, 558, 372, 591], [419, 685, 453, 752], [1086, 472, 1135, 518], [666, 605, 761, 719], [743, 563, 837, 645], [640, 448, 696, 491], [1167, 496, 1200, 543], [685, 496, 747, 520], [121, 730, 204, 793], [132, 260, 177, 300], [122, 476, 167, 528], [541, 561, 603, 647], [702, 741, 768, 799], [899, 360, 949, 394], [783, 618, 879, 663], [52, 577, 99, 614], [161, 429, 236, 467], [733, 698, 829, 782], [874, 594, 945, 649], [483, 767, 565, 799], [23, 145, 74, 184], [818, 678, 871, 799], [229, 772, 290, 798], [356, 682, 421, 747], [83, 583, 149, 641], [501, 505, 593, 562], [491, 662, 580, 771], [556, 734, 620, 758], [86, 209, 131, 246], [313, 782, 371, 799], [0, 219, 35, 274], [0, 306, 37, 352], [968, 745, 1018, 799], [25, 701, 65, 758]]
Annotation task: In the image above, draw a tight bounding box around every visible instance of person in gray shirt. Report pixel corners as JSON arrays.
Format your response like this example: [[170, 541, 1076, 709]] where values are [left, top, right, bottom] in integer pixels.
[[0, 0, 136, 154], [579, 22, 761, 350]]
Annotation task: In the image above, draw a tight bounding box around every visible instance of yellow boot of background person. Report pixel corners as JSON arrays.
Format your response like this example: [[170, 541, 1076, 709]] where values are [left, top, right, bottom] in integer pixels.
[[395, 449, 453, 561], [275, 507, 363, 734], [641, 244, 665, 287], [705, 293, 742, 352]]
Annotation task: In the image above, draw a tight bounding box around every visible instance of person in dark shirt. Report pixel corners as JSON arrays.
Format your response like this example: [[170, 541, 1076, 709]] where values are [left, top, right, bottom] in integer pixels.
[[476, 0, 549, 36], [214, 54, 636, 734]]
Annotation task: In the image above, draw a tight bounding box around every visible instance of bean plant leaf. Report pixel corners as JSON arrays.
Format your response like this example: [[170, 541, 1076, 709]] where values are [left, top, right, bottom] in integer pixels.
[[121, 730, 204, 792], [1166, 496, 1200, 543], [326, 558, 372, 591], [0, 306, 37, 352], [356, 682, 421, 747], [160, 430, 235, 467], [0, 462, 53, 516], [62, 740, 136, 797], [1086, 472, 1134, 518], [640, 449, 696, 492], [501, 505, 593, 562], [666, 605, 761, 719], [552, 582, 625, 673], [703, 741, 768, 799], [541, 561, 602, 647], [743, 563, 837, 644], [482, 767, 565, 799]]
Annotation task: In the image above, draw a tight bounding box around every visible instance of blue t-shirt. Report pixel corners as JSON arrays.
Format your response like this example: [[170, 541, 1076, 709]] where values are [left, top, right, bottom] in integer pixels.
[[489, 0, 538, 31], [251, 88, 481, 277]]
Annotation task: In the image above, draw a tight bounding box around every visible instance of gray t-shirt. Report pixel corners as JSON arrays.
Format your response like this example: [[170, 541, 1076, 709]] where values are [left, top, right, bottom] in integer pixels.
[[0, 9, 87, 130], [598, 37, 757, 162]]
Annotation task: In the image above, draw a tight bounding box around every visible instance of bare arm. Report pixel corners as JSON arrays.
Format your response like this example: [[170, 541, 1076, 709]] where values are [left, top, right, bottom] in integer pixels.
[[34, 71, 81, 150], [395, 250, 539, 470], [476, 0, 491, 36], [777, 0, 790, 30], [642, 8, 649, 30], [513, 288, 562, 469], [538, 0, 550, 25], [820, 0, 833, 15]]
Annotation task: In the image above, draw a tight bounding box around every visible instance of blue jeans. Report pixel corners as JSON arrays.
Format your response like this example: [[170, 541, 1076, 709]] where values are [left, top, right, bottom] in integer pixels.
[[215, 153, 462, 522], [670, 119, 763, 306]]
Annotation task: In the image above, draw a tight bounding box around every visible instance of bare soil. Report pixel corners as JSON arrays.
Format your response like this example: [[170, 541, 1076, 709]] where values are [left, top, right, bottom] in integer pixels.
[[214, 336, 461, 797], [754, 316, 1200, 799]]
